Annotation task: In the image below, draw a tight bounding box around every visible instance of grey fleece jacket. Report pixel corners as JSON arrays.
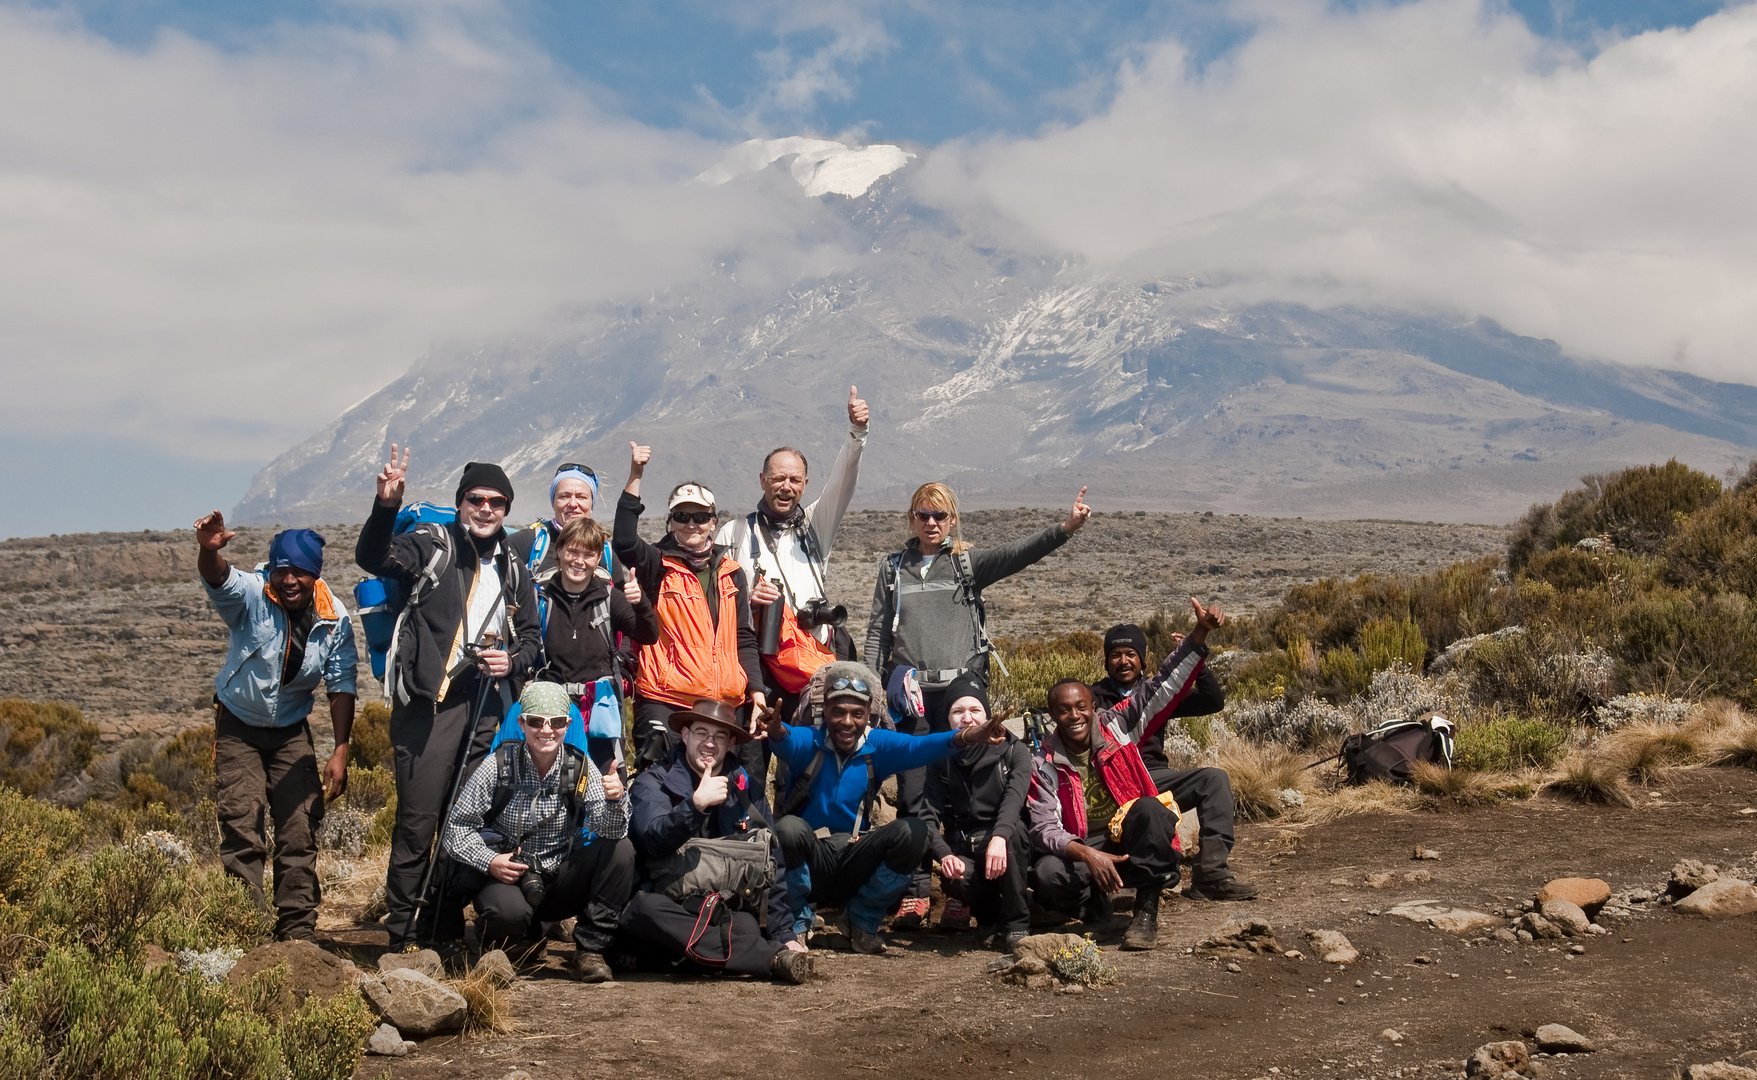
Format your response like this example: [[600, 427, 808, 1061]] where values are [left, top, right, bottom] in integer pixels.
[[863, 525, 1070, 687]]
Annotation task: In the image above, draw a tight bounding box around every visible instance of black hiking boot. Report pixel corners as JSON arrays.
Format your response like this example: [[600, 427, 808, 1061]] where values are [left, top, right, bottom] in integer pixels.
[[1121, 888, 1160, 951], [1185, 873, 1260, 902], [770, 947, 815, 984], [569, 949, 613, 983]]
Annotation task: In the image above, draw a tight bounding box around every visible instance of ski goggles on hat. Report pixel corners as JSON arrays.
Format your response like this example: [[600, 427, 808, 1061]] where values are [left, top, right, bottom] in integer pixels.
[[554, 463, 598, 479]]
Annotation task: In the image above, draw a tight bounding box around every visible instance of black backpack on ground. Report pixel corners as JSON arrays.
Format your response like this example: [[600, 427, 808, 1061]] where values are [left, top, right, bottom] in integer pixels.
[[1335, 713, 1456, 786]]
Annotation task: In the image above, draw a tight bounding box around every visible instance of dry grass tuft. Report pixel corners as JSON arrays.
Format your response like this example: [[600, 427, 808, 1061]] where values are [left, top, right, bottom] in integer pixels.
[[1409, 762, 1504, 806], [1216, 739, 1312, 822], [1603, 721, 1704, 783], [1543, 754, 1635, 807], [1291, 780, 1421, 824], [453, 963, 517, 1035]]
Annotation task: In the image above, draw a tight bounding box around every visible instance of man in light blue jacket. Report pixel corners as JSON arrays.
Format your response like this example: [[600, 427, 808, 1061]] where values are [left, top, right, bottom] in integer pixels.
[[196, 510, 358, 940]]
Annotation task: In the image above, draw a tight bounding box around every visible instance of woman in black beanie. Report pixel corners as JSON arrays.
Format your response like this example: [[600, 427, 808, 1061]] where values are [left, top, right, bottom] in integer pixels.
[[920, 670, 1034, 951]]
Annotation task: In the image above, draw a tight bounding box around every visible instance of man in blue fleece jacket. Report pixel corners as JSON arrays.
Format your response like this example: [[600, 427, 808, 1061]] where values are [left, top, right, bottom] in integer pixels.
[[764, 660, 1008, 955]]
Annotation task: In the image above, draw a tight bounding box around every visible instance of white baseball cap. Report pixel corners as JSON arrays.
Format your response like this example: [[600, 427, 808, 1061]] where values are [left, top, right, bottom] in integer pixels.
[[667, 483, 717, 512]]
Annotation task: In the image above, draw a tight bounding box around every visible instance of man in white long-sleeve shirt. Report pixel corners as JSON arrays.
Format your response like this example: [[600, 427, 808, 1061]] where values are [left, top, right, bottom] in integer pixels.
[[716, 385, 870, 716]]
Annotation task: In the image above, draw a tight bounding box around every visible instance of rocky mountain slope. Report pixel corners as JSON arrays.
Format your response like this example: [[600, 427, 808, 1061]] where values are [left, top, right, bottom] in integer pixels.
[[235, 146, 1757, 527]]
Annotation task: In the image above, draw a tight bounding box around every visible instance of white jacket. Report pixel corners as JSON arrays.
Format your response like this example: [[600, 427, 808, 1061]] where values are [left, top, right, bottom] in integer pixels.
[[716, 425, 866, 643]]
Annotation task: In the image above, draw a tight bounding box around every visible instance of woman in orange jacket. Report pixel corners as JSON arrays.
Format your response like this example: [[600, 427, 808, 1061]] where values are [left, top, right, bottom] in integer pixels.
[[612, 441, 767, 772]]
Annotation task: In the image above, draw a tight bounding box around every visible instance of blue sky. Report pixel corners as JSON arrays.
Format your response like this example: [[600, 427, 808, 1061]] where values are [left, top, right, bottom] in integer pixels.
[[1, 0, 1747, 537], [40, 0, 1734, 145]]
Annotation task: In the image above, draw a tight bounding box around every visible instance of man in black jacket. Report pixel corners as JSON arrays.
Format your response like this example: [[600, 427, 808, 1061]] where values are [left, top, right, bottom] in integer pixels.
[[356, 446, 544, 948], [922, 672, 1032, 950], [1089, 623, 1256, 902]]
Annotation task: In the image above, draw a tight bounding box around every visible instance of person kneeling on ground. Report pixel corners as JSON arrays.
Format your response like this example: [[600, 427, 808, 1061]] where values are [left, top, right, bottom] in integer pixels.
[[920, 671, 1032, 952], [1025, 598, 1223, 951], [764, 661, 1008, 955], [620, 699, 813, 983], [443, 682, 634, 982], [1089, 623, 1256, 901]]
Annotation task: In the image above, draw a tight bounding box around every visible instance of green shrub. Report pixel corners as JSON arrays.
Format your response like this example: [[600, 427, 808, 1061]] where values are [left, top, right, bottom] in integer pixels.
[[1588, 459, 1723, 554], [1453, 716, 1568, 772], [991, 636, 1103, 715], [145, 864, 272, 953], [343, 765, 393, 813], [1665, 487, 1757, 597], [349, 702, 392, 770], [0, 787, 86, 906], [279, 987, 376, 1080], [36, 844, 185, 961], [0, 699, 99, 797]]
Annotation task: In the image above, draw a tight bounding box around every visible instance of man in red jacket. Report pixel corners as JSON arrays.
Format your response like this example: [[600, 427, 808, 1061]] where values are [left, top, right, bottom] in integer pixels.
[[1025, 598, 1222, 951]]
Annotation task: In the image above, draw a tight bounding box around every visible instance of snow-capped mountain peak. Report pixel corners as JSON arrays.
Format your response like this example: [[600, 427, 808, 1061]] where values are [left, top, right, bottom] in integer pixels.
[[698, 136, 914, 197]]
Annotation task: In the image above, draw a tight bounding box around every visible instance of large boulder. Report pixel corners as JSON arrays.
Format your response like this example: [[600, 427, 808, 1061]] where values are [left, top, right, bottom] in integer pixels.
[[1305, 929, 1359, 965], [1674, 878, 1757, 918], [1539, 898, 1592, 936], [360, 968, 468, 1038], [225, 941, 363, 1016], [1536, 878, 1611, 917]]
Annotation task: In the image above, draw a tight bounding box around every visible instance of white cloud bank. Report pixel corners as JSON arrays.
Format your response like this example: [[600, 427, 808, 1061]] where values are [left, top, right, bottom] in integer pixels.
[[921, 0, 1757, 379], [0, 3, 822, 463]]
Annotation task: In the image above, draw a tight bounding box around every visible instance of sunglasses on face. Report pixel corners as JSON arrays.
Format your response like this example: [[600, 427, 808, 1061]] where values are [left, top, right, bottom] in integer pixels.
[[670, 511, 715, 525], [554, 463, 598, 478], [464, 493, 509, 510], [521, 714, 569, 731], [912, 510, 950, 522], [828, 675, 870, 695]]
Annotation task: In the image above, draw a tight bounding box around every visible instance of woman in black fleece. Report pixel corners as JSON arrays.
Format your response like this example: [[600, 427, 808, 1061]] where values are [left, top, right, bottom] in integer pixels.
[[537, 517, 659, 767], [923, 671, 1033, 951]]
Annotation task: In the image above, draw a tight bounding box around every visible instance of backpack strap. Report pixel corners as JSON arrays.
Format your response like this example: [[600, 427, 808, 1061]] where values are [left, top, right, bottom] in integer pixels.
[[850, 756, 880, 840], [779, 746, 828, 818], [887, 553, 905, 634], [485, 741, 522, 828], [949, 549, 1007, 678], [527, 521, 551, 575]]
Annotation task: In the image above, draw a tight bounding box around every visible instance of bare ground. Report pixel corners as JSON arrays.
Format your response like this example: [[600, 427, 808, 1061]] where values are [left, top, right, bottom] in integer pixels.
[[342, 767, 1757, 1080]]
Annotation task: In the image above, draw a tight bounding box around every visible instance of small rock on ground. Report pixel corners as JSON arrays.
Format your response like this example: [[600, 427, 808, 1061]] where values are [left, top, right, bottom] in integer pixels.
[[1674, 878, 1757, 918], [1537, 877, 1611, 915], [1413, 847, 1441, 860], [1540, 897, 1592, 936], [1466, 1040, 1533, 1078], [367, 1023, 409, 1057], [474, 948, 517, 988], [1011, 933, 1087, 963], [1534, 1023, 1595, 1053], [1519, 912, 1565, 940], [360, 968, 468, 1038], [1201, 918, 1282, 954], [1386, 902, 1498, 933], [1381, 1029, 1403, 1044], [1670, 859, 1720, 898], [379, 948, 446, 980], [1685, 1064, 1757, 1080], [1306, 929, 1358, 965]]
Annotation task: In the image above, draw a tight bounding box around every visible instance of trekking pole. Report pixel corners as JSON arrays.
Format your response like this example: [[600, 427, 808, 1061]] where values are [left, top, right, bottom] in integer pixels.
[[411, 671, 497, 941]]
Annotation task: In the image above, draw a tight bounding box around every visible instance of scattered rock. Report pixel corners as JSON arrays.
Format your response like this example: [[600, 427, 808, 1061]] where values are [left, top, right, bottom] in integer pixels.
[[1012, 933, 1088, 964], [1200, 918, 1282, 954], [1013, 956, 1050, 976], [1057, 981, 1087, 995], [1226, 962, 1242, 973], [474, 949, 516, 989], [1328, 877, 1353, 887], [366, 1023, 409, 1057], [1685, 1064, 1757, 1080], [1365, 872, 1396, 888], [1282, 950, 1304, 960], [359, 968, 468, 1038], [1404, 870, 1433, 885], [1413, 847, 1441, 861], [379, 948, 446, 981], [1386, 902, 1499, 933], [1534, 1023, 1595, 1053], [1519, 912, 1565, 940], [1569, 944, 1586, 955], [1492, 929, 1517, 944], [1381, 1029, 1404, 1044], [1540, 898, 1591, 936], [226, 940, 363, 1016], [1466, 1040, 1533, 1078], [1674, 878, 1757, 918], [1413, 955, 1436, 965], [1023, 973, 1057, 991], [1669, 860, 1720, 898], [1515, 929, 1534, 943], [1306, 929, 1359, 965], [1537, 877, 1612, 917]]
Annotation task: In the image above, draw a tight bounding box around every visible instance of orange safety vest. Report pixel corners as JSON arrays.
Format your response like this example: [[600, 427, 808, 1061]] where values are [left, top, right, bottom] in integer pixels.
[[634, 551, 750, 708]]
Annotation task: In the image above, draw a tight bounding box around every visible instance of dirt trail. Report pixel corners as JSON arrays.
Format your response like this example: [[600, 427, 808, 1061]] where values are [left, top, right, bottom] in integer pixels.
[[347, 768, 1757, 1080]]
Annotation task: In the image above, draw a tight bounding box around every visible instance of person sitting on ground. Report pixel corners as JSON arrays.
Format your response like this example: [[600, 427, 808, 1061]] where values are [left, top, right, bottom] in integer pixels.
[[355, 448, 544, 949], [443, 681, 634, 982], [918, 671, 1033, 951], [864, 480, 1092, 926], [620, 699, 813, 984], [716, 386, 870, 713], [507, 462, 618, 580], [1087, 623, 1256, 901], [533, 516, 659, 769], [196, 514, 357, 942], [614, 440, 766, 771], [763, 661, 1008, 955], [1025, 598, 1223, 951]]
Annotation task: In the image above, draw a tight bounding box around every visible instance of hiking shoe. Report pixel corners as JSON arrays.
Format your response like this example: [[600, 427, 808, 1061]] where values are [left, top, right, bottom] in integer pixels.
[[892, 896, 931, 930], [848, 925, 889, 955], [1121, 889, 1160, 951], [770, 947, 815, 984], [1003, 930, 1030, 953], [1185, 875, 1260, 902], [569, 950, 613, 983], [940, 898, 972, 930]]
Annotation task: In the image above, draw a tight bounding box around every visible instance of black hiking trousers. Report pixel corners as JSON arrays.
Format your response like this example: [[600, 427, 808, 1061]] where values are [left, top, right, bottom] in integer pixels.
[[452, 835, 635, 953], [618, 891, 785, 977], [939, 828, 1031, 936], [1147, 765, 1238, 878], [1027, 796, 1180, 917]]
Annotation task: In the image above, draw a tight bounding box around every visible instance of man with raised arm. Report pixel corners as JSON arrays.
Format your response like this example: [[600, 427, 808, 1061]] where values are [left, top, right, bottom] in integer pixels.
[[1025, 598, 1224, 951], [196, 514, 356, 941]]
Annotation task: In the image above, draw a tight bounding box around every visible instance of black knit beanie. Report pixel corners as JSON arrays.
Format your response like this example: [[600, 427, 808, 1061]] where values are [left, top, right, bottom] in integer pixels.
[[940, 670, 990, 718], [1103, 623, 1149, 661], [455, 462, 514, 507]]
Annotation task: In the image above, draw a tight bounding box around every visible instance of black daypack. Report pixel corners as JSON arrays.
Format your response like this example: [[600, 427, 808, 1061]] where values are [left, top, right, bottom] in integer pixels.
[[1337, 713, 1456, 786]]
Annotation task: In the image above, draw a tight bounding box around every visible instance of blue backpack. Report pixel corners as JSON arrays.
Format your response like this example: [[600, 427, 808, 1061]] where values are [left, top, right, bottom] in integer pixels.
[[353, 502, 457, 682]]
